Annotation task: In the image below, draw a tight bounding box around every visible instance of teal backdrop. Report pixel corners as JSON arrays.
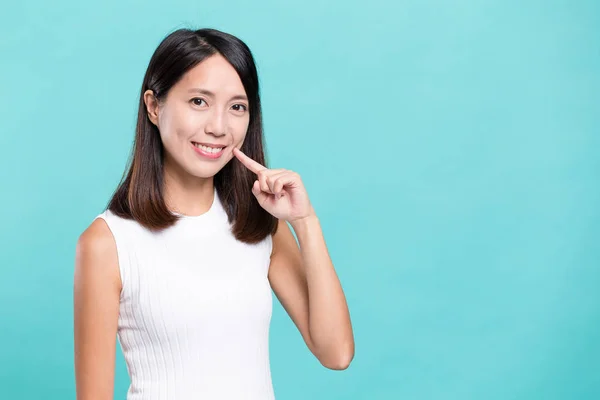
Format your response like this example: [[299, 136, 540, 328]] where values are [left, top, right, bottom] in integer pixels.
[[1, 0, 598, 399]]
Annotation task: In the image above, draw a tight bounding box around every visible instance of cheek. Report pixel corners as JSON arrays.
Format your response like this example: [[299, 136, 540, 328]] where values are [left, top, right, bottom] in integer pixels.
[[232, 131, 247, 149], [161, 108, 201, 140], [232, 118, 250, 144]]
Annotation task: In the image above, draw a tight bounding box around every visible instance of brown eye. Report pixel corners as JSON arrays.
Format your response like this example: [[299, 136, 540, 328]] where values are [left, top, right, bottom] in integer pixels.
[[191, 98, 206, 106], [232, 104, 247, 112]]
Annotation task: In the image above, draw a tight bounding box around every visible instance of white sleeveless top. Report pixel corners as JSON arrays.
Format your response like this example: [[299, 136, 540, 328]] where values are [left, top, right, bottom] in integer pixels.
[[94, 188, 275, 399]]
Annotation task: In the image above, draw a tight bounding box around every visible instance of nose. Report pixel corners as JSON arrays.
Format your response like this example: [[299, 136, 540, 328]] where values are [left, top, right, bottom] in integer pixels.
[[205, 108, 227, 137]]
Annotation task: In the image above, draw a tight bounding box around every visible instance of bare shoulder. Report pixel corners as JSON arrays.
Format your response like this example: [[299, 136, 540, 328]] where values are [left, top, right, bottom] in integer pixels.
[[78, 217, 115, 249], [74, 217, 121, 293]]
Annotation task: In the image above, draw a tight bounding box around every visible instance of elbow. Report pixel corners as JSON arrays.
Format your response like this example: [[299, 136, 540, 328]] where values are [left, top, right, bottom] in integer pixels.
[[322, 351, 353, 370], [318, 343, 354, 370]]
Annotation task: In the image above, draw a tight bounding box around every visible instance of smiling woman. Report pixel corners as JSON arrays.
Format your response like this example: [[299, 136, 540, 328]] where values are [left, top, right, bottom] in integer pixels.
[[108, 29, 274, 242], [73, 27, 354, 400]]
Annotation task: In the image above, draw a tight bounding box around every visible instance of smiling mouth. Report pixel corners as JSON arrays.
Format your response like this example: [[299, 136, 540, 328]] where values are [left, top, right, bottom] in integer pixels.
[[191, 142, 226, 154]]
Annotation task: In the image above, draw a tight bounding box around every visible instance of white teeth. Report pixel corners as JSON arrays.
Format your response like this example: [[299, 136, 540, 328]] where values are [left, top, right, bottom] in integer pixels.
[[193, 143, 224, 153]]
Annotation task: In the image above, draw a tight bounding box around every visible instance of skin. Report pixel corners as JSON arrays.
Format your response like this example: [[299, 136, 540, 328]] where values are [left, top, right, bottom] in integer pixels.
[[74, 53, 354, 399]]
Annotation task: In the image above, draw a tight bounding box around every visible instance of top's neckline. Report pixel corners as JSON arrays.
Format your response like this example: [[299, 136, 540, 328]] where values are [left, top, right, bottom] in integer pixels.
[[170, 186, 219, 220]]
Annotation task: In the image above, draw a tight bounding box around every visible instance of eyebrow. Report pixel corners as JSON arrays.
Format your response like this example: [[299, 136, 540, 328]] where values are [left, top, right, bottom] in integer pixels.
[[187, 88, 248, 102]]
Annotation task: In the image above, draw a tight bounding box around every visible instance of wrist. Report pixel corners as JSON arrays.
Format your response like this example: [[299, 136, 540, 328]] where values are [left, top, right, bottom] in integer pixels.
[[289, 211, 319, 232]]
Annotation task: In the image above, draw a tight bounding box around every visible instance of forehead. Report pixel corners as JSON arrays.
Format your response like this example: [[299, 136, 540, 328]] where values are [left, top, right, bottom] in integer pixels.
[[175, 54, 245, 96]]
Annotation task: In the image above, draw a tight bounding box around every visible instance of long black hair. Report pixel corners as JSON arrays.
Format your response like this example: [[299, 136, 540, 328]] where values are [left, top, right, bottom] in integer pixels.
[[106, 28, 277, 244]]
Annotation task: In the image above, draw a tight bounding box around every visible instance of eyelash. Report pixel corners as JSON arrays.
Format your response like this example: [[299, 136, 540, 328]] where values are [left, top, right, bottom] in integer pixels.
[[191, 98, 248, 112]]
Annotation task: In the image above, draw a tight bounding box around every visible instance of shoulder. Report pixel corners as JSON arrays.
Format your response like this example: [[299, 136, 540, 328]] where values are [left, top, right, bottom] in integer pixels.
[[74, 216, 122, 292], [77, 217, 116, 256]]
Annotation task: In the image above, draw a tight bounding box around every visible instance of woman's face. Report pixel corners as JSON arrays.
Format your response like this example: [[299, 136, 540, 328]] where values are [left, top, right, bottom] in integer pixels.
[[144, 53, 250, 180]]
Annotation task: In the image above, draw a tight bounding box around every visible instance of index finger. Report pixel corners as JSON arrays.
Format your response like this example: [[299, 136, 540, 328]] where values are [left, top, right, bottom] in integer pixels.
[[233, 147, 267, 174]]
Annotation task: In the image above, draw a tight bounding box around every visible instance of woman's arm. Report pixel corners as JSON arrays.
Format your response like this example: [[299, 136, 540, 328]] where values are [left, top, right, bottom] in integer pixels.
[[231, 147, 354, 369], [268, 218, 354, 370], [73, 220, 121, 399]]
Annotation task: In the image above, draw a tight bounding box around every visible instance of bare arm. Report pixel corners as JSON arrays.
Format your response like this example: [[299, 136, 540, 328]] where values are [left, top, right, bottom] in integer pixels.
[[268, 218, 354, 370], [73, 219, 122, 399], [231, 147, 354, 369]]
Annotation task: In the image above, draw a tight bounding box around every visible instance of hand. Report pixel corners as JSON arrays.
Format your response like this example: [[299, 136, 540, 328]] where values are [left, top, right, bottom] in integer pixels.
[[233, 147, 315, 222]]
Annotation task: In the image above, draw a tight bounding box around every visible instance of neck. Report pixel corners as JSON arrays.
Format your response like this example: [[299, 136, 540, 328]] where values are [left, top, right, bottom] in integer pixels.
[[163, 164, 215, 217]]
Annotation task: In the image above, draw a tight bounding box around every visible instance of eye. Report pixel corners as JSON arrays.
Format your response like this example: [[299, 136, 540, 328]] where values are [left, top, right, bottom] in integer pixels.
[[190, 98, 206, 107], [232, 104, 248, 112]]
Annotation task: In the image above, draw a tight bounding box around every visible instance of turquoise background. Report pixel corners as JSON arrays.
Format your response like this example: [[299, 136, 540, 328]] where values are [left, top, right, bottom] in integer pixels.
[[1, 0, 598, 399]]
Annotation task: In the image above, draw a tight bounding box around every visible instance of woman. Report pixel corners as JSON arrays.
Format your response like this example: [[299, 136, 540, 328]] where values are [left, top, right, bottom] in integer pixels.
[[73, 27, 354, 399]]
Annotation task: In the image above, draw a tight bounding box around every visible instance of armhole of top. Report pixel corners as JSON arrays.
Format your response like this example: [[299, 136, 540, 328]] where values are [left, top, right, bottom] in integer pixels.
[[94, 211, 127, 301], [265, 233, 274, 277], [267, 232, 274, 258]]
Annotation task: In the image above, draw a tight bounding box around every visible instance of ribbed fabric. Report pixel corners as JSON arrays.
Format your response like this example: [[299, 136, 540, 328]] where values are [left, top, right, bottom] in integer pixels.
[[94, 188, 275, 399]]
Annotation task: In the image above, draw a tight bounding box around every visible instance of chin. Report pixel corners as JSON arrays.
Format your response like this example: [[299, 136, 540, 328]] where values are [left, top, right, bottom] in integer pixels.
[[188, 165, 225, 179]]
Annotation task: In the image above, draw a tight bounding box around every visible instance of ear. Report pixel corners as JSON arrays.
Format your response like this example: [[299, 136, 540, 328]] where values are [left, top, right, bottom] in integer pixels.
[[143, 89, 160, 126]]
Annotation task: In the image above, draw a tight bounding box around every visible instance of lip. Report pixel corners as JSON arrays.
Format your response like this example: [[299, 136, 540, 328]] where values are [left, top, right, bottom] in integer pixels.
[[191, 141, 226, 159]]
